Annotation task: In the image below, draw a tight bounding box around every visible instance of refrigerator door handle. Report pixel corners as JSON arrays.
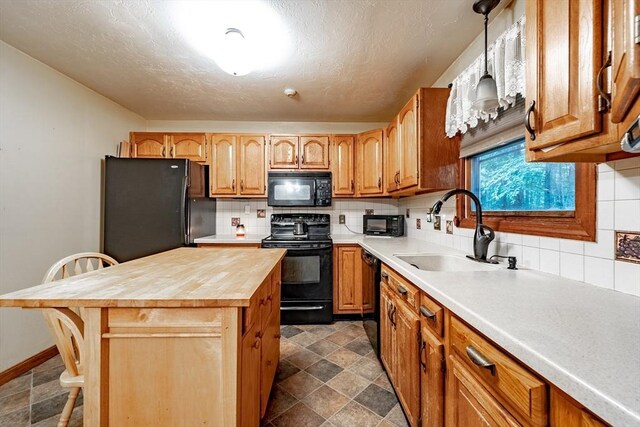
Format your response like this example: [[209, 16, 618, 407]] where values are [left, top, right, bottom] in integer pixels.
[[180, 175, 188, 245]]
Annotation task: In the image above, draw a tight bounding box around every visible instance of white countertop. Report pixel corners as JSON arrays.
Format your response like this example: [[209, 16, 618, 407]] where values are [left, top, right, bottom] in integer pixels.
[[194, 234, 267, 244], [347, 236, 640, 427]]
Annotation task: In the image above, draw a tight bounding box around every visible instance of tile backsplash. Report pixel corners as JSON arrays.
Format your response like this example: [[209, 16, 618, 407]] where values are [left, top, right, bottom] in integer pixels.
[[215, 198, 399, 236], [398, 157, 640, 297]]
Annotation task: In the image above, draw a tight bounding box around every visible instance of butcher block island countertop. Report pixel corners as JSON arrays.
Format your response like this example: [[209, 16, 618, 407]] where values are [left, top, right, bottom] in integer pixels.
[[0, 247, 286, 308], [0, 248, 286, 427]]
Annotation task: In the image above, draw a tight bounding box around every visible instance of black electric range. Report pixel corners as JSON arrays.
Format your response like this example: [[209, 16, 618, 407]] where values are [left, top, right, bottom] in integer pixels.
[[261, 214, 333, 324]]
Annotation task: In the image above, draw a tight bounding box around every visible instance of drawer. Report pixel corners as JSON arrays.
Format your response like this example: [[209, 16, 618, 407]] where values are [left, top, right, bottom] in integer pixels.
[[449, 316, 548, 427], [388, 271, 419, 311], [419, 292, 444, 337]]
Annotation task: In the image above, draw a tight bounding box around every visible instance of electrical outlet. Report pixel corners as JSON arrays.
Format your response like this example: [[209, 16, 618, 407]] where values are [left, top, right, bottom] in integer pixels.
[[406, 208, 410, 218], [416, 218, 421, 230], [244, 205, 250, 214], [339, 214, 345, 224]]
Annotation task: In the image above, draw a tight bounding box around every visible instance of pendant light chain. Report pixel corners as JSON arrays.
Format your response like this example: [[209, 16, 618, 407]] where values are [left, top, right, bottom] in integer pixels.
[[484, 13, 489, 76]]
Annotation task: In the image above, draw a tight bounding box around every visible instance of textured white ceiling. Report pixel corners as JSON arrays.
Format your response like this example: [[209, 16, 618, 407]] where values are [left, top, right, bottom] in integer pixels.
[[0, 0, 505, 122]]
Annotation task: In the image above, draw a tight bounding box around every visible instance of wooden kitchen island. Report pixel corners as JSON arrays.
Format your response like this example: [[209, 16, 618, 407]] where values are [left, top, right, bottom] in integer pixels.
[[0, 247, 286, 427]]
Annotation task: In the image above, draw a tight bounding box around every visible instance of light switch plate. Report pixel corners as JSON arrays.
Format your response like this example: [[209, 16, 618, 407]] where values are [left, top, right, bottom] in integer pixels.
[[244, 205, 250, 214]]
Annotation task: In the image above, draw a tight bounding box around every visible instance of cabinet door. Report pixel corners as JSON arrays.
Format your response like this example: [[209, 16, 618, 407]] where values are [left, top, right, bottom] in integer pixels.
[[525, 0, 603, 149], [611, 0, 640, 122], [446, 356, 520, 427], [385, 120, 400, 193], [420, 327, 444, 427], [170, 133, 207, 162], [380, 288, 396, 382], [398, 95, 419, 189], [333, 246, 363, 314], [361, 256, 374, 314], [210, 135, 237, 196], [240, 321, 262, 427], [269, 136, 299, 169], [550, 389, 606, 427], [238, 135, 266, 196], [332, 135, 355, 196], [131, 133, 167, 158], [394, 300, 421, 427], [356, 129, 384, 196], [300, 136, 330, 169]]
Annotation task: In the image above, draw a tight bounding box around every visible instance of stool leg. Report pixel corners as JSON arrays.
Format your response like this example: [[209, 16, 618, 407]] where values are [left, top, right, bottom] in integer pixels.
[[57, 387, 80, 427]]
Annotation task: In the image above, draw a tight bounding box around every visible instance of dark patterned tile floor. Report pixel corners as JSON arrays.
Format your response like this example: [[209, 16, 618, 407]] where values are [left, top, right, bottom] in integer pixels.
[[0, 320, 408, 427]]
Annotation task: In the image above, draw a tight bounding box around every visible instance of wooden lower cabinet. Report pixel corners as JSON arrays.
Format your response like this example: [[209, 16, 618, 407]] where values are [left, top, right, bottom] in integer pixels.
[[394, 299, 421, 426], [333, 245, 374, 314], [446, 355, 521, 427], [240, 319, 262, 426], [380, 286, 396, 382], [420, 326, 444, 427]]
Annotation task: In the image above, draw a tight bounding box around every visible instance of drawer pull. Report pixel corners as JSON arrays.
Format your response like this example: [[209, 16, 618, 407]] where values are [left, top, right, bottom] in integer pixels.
[[419, 338, 427, 372], [466, 345, 496, 376], [381, 272, 389, 279], [390, 304, 397, 326], [420, 305, 436, 320], [397, 284, 408, 295]]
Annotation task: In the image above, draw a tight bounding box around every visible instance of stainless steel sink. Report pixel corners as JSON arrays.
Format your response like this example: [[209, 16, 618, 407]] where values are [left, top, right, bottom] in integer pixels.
[[394, 254, 499, 272]]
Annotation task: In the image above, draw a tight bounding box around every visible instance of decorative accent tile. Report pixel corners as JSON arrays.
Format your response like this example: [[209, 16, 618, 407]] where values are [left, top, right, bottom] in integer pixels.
[[446, 220, 453, 234], [231, 217, 240, 226], [257, 209, 266, 218], [615, 231, 640, 264], [365, 209, 374, 215], [433, 215, 441, 231]]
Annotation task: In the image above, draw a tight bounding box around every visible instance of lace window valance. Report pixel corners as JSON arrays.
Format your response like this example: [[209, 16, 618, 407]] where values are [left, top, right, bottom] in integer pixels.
[[445, 16, 526, 138]]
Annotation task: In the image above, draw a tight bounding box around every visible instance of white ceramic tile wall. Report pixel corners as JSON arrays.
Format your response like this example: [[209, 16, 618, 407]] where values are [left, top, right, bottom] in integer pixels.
[[398, 157, 640, 297], [215, 198, 399, 236]]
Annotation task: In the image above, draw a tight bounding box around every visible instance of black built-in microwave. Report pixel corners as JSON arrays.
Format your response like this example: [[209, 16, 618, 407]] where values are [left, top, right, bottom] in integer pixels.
[[363, 215, 405, 237], [267, 172, 332, 207]]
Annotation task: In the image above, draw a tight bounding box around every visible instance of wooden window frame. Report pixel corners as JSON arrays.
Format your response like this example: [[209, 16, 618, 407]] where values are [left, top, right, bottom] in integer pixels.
[[455, 159, 597, 242]]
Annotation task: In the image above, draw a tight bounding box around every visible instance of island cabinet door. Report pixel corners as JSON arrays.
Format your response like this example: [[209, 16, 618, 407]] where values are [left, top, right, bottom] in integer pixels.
[[241, 319, 262, 427]]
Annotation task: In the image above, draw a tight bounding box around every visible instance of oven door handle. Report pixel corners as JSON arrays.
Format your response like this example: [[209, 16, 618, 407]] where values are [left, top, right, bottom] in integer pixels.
[[266, 246, 332, 251], [281, 306, 325, 311]]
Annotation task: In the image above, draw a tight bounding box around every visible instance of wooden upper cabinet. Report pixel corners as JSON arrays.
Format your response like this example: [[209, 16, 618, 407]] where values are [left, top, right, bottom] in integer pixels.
[[356, 129, 384, 196], [169, 133, 207, 162], [131, 133, 167, 158], [210, 135, 237, 196], [398, 95, 419, 189], [332, 135, 355, 196], [300, 136, 330, 169], [611, 0, 640, 123], [385, 121, 400, 193], [269, 136, 299, 169], [238, 135, 265, 195], [525, 0, 603, 149]]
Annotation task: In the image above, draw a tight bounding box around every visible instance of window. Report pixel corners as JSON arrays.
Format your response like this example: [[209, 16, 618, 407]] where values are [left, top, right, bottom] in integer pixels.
[[470, 139, 576, 213], [457, 138, 596, 242]]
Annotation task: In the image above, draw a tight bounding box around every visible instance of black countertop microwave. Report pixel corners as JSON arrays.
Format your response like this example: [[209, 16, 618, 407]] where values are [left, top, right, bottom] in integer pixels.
[[267, 171, 332, 207], [363, 215, 405, 237]]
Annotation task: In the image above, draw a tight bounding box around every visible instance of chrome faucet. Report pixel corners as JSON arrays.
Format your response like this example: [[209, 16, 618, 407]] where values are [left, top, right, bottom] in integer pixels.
[[431, 188, 497, 263]]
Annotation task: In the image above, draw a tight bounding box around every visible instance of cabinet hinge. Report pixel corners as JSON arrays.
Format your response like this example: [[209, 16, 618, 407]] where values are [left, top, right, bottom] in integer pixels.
[[636, 15, 640, 44]]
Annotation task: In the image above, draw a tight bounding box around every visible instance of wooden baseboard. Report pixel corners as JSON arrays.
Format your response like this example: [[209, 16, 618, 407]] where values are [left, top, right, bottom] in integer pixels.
[[0, 346, 59, 386]]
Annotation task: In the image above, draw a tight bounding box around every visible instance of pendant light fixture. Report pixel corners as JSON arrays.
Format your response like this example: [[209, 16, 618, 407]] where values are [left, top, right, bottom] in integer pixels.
[[472, 0, 501, 114]]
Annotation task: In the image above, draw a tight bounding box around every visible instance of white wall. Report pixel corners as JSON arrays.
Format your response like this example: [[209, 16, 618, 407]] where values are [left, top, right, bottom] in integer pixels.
[[0, 41, 145, 371]]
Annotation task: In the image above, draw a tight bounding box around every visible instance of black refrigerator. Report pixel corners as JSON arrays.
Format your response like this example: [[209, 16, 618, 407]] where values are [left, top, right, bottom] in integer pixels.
[[103, 157, 216, 262]]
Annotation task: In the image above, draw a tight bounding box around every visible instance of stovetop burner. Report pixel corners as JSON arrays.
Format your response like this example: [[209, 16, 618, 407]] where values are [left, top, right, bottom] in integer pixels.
[[262, 213, 332, 246]]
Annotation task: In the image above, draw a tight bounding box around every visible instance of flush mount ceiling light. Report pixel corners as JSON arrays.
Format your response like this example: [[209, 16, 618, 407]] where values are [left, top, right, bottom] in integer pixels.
[[171, 0, 290, 76], [472, 0, 501, 114]]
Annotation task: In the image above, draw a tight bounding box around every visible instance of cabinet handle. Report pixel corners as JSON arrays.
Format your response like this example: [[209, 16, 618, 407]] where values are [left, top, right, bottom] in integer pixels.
[[232, 179, 235, 191], [381, 271, 389, 280], [162, 146, 166, 157], [397, 284, 408, 295], [391, 304, 397, 326], [267, 294, 273, 302], [240, 180, 244, 192], [419, 338, 427, 372], [395, 171, 400, 185], [524, 100, 536, 141], [301, 155, 305, 164], [253, 338, 261, 349], [596, 51, 612, 112], [274, 333, 281, 339], [378, 177, 382, 188], [350, 179, 354, 192], [465, 345, 496, 376], [295, 154, 299, 165], [420, 305, 436, 320], [170, 145, 174, 157]]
